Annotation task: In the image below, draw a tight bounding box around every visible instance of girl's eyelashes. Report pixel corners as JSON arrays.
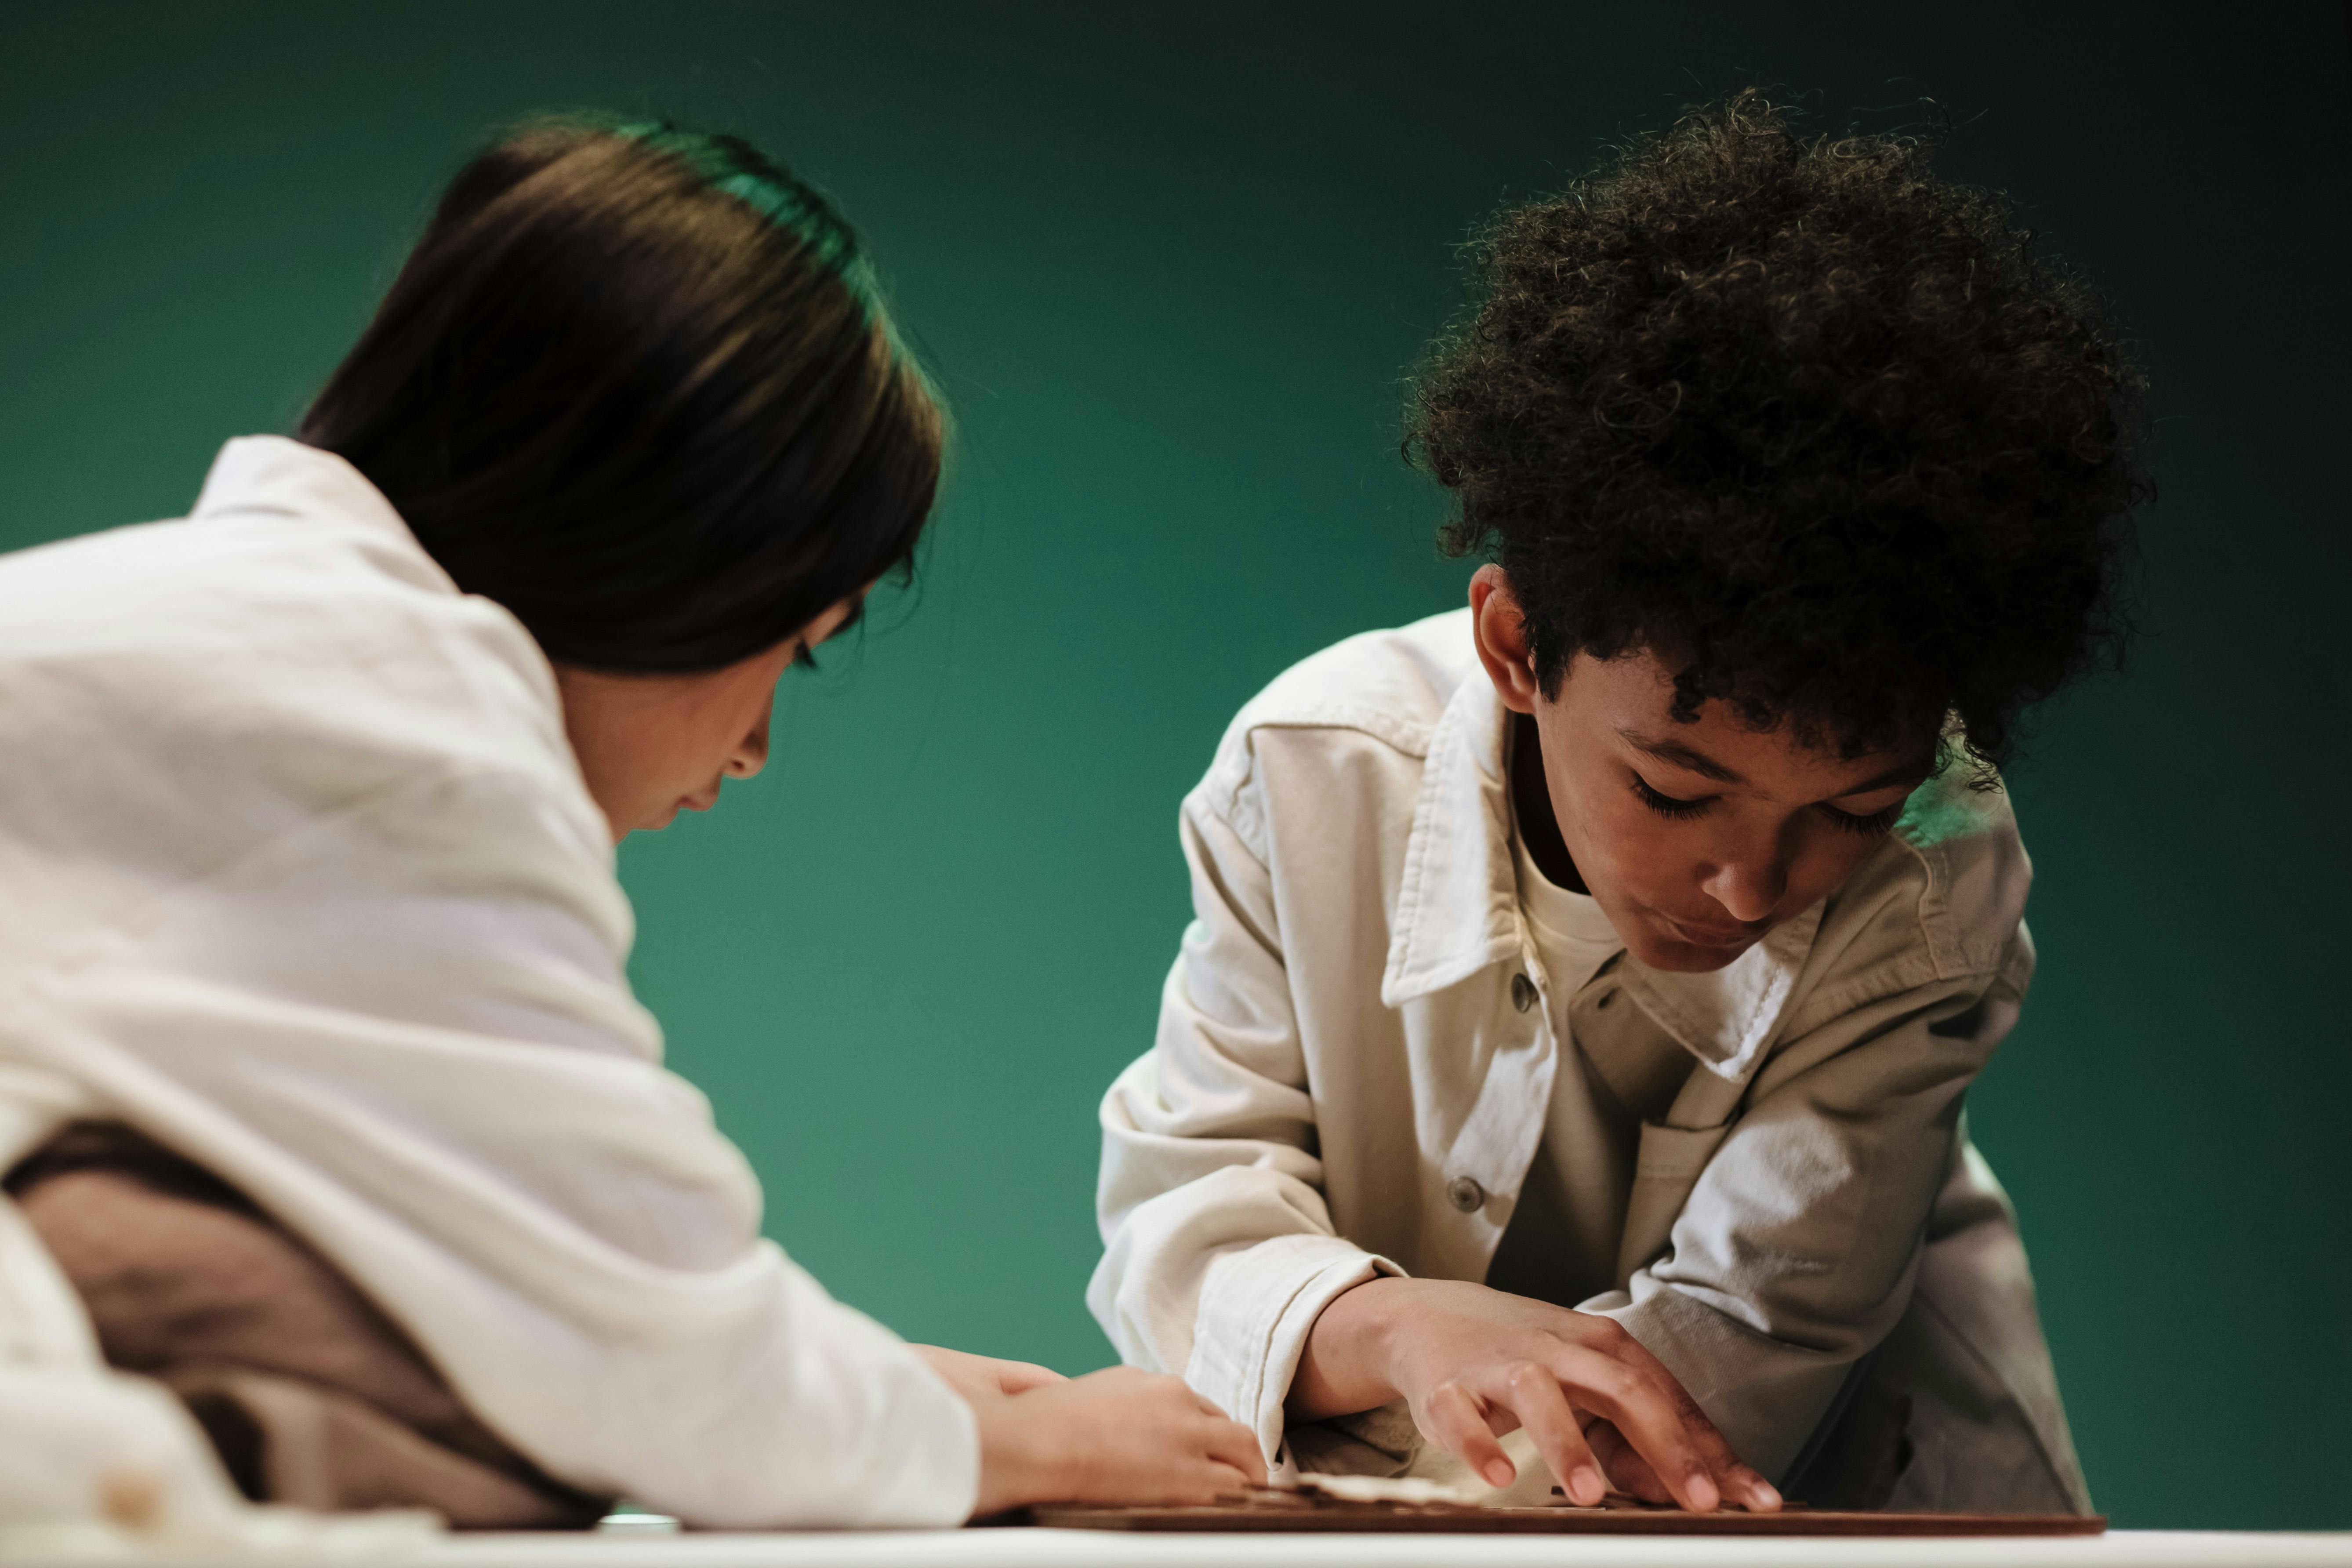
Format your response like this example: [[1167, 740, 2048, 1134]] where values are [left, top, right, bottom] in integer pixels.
[[1631, 775, 1710, 820], [1822, 801, 1903, 837]]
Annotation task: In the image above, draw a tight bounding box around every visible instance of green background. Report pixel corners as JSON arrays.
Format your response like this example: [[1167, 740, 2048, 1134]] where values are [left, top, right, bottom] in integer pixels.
[[2, 0, 2344, 1530]]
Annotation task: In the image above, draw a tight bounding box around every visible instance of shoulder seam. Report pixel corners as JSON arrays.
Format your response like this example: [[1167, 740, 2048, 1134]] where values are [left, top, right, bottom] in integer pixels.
[[1777, 949, 1992, 1044], [1194, 707, 1434, 866], [1229, 705, 1435, 761], [1891, 833, 2018, 982]]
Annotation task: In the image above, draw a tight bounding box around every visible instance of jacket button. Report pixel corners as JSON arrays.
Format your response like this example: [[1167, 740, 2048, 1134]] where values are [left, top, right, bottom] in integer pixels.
[[1445, 1176, 1485, 1212], [1510, 974, 1537, 1012]]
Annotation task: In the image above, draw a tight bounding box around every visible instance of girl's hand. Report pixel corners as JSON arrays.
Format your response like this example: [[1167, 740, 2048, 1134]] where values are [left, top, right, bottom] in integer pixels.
[[965, 1366, 1266, 1518], [911, 1343, 1067, 1399], [1286, 1277, 1778, 1512]]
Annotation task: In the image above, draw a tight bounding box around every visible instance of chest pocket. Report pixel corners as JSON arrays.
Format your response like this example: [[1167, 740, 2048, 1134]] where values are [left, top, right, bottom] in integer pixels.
[[1569, 974, 1755, 1287], [1618, 1118, 1738, 1288], [1633, 1118, 1737, 1183]]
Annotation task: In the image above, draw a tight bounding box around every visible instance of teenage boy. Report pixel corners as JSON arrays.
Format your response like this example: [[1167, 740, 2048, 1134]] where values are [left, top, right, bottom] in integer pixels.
[[1091, 93, 2144, 1515]]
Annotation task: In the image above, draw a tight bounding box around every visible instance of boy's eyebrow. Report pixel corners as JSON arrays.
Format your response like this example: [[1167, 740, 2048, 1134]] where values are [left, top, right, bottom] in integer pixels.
[[1619, 729, 1936, 796], [1836, 757, 1937, 796], [1618, 728, 1746, 785]]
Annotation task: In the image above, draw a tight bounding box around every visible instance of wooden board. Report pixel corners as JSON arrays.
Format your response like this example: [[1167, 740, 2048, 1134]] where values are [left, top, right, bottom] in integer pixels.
[[1027, 1493, 2106, 1537]]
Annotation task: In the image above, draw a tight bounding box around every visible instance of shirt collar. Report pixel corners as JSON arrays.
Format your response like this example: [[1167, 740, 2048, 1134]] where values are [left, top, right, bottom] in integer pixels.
[[192, 436, 423, 550], [1378, 670, 1823, 1084]]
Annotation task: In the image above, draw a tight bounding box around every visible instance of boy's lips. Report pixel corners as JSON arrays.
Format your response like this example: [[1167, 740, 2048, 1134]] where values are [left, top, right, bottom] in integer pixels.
[[1657, 910, 1767, 948]]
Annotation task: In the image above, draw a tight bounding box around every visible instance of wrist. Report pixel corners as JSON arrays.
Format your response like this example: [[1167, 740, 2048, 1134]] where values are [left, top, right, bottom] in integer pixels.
[[1288, 1275, 1413, 1421], [967, 1393, 1050, 1518], [1338, 1275, 1416, 1391]]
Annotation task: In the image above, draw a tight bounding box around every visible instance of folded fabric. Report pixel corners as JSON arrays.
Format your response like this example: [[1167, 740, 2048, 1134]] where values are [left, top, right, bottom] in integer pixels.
[[7, 1123, 606, 1528]]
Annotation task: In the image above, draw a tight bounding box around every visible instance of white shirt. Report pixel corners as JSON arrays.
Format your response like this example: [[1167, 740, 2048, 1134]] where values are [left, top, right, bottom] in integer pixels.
[[1510, 821, 1622, 1004], [0, 438, 978, 1529], [1481, 811, 1676, 1312], [1091, 610, 2090, 1511]]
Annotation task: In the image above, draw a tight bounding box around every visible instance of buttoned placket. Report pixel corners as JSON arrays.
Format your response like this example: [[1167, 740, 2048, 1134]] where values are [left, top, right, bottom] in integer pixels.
[[1432, 924, 1562, 1277], [1376, 667, 1824, 1289]]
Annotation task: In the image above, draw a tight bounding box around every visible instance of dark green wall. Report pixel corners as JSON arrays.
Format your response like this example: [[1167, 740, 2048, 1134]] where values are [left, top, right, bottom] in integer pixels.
[[3, 0, 2344, 1530]]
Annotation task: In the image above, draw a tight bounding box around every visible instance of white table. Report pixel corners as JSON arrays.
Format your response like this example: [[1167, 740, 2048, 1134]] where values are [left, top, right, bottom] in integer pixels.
[[421, 1528, 2352, 1568], [12, 1528, 2349, 1568]]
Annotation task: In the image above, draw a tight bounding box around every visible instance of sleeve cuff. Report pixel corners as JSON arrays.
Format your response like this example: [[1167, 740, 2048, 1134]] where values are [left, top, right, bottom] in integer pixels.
[[1184, 1234, 1403, 1463], [1582, 1281, 1845, 1483]]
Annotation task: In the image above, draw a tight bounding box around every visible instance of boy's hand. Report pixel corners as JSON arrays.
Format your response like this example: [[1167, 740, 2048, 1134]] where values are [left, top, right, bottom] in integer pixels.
[[1286, 1277, 1779, 1513], [911, 1343, 1067, 1399], [965, 1366, 1266, 1519]]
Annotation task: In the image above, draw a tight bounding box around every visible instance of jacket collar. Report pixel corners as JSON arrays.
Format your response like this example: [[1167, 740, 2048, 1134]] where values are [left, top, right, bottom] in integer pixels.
[[1378, 671, 1822, 1084], [192, 436, 432, 556]]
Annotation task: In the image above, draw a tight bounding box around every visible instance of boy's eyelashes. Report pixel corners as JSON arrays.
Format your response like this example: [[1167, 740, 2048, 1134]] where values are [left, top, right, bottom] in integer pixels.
[[1630, 774, 1710, 820], [1821, 800, 1904, 837], [1630, 772, 1905, 838]]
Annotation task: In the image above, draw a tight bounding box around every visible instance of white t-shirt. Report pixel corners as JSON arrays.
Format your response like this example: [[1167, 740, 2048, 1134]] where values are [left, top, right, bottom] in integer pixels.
[[1512, 827, 1624, 1007], [1484, 799, 1692, 1307]]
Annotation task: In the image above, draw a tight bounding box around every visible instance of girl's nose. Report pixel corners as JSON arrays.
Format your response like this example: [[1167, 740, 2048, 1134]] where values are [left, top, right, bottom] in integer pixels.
[[726, 711, 770, 780]]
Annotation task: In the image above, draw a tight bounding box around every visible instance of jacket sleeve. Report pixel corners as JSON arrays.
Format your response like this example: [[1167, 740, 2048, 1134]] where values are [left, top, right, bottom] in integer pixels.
[[1089, 757, 1402, 1462], [1584, 928, 2034, 1484], [11, 761, 976, 1530]]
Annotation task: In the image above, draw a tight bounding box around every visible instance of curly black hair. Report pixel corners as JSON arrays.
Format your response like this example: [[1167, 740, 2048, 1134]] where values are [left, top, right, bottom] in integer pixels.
[[1408, 90, 2149, 776]]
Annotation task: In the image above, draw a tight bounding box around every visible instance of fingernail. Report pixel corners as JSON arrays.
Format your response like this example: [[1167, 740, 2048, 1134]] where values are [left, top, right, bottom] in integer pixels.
[[1571, 1466, 1605, 1506], [1688, 1474, 1720, 1512], [1484, 1460, 1515, 1487], [1750, 1481, 1782, 1511]]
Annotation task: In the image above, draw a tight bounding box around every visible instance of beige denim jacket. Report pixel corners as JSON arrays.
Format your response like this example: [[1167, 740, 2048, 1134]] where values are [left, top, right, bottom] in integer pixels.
[[1091, 609, 2090, 1511]]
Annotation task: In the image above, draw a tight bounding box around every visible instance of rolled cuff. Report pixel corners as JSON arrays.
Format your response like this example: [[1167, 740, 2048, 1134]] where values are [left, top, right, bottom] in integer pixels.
[[1185, 1234, 1404, 1463]]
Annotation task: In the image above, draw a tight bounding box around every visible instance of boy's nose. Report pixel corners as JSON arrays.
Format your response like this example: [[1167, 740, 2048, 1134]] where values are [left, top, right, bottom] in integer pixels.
[[1702, 856, 1785, 924]]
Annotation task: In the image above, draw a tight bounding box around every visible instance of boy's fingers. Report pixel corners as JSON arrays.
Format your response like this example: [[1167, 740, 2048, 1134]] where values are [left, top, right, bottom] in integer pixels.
[[1665, 1406, 1777, 1512], [1717, 1457, 1780, 1512], [1605, 1336, 1779, 1511], [1586, 1421, 1673, 1503], [1424, 1381, 1515, 1489], [1631, 1368, 1780, 1512], [1546, 1344, 1718, 1511], [1496, 1364, 1605, 1506]]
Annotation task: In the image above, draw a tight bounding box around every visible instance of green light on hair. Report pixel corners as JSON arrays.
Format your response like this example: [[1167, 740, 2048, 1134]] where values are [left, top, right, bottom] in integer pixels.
[[608, 120, 889, 333], [597, 117, 936, 420]]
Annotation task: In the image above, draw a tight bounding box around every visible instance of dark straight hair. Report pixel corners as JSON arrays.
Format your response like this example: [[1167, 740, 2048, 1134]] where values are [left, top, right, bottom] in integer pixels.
[[301, 117, 941, 673]]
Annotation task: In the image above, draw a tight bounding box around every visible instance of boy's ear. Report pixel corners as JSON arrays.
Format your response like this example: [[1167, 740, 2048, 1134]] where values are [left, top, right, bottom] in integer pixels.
[[1469, 564, 1543, 716]]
